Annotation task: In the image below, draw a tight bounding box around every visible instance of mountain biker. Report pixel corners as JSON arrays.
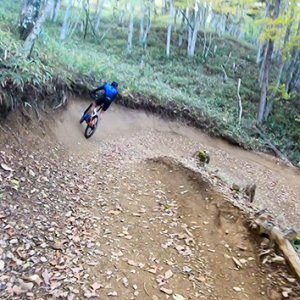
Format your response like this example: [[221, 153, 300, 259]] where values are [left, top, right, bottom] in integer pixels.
[[82, 81, 119, 123]]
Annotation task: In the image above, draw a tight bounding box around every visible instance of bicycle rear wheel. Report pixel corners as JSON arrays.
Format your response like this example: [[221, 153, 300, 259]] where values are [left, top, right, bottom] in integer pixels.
[[84, 116, 99, 139]]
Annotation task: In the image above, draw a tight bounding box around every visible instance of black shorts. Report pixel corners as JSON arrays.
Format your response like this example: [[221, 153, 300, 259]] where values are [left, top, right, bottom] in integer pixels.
[[95, 95, 112, 111]]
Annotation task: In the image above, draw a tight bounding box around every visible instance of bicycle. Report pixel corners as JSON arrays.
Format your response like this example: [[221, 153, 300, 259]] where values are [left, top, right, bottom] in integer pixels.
[[80, 95, 103, 139]]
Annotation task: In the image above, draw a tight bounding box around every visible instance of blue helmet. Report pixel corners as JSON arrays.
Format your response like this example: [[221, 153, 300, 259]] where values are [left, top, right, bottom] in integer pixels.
[[111, 81, 118, 88]]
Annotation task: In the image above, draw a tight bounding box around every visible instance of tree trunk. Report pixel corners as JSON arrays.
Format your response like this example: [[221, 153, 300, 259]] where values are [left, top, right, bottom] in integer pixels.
[[127, 3, 134, 56], [140, 1, 145, 43], [187, 8, 192, 54], [60, 0, 73, 40], [287, 60, 300, 93], [166, 0, 174, 57], [286, 22, 300, 93], [118, 8, 125, 26], [257, 0, 281, 125], [19, 0, 42, 40], [94, 0, 105, 32], [264, 61, 284, 120], [178, 8, 186, 47], [257, 2, 271, 65], [83, 0, 90, 40], [23, 0, 53, 58], [142, 3, 152, 49], [264, 5, 295, 120], [52, 0, 61, 22], [188, 7, 200, 57]]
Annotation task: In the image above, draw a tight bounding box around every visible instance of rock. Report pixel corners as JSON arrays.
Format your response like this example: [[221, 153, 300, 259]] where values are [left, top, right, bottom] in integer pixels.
[[23, 274, 42, 286], [271, 255, 285, 265], [239, 258, 247, 264], [108, 291, 118, 297], [42, 269, 51, 285], [0, 260, 5, 271], [40, 256, 47, 262], [231, 183, 240, 192], [90, 282, 102, 291], [233, 287, 242, 292], [52, 241, 64, 250], [12, 280, 34, 295], [232, 256, 242, 268], [65, 211, 72, 217], [28, 169, 35, 177], [10, 239, 18, 245], [1, 163, 13, 172], [122, 277, 129, 288], [164, 270, 173, 280], [152, 296, 159, 300], [160, 287, 173, 295], [173, 294, 187, 300], [267, 288, 281, 300], [282, 288, 292, 298]]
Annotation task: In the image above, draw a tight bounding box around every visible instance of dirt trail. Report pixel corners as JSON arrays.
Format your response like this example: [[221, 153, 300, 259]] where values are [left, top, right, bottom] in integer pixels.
[[1, 99, 300, 300], [56, 100, 300, 231]]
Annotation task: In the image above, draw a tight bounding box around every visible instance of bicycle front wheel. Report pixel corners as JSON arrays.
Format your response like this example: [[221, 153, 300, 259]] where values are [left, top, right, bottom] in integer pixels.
[[84, 116, 99, 139]]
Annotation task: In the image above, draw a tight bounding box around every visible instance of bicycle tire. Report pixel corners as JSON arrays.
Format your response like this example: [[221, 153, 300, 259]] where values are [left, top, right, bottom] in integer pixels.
[[84, 116, 99, 139]]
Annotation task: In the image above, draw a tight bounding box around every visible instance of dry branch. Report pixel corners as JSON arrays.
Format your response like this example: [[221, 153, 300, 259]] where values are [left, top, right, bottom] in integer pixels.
[[253, 217, 300, 279], [221, 65, 228, 82], [253, 125, 293, 166]]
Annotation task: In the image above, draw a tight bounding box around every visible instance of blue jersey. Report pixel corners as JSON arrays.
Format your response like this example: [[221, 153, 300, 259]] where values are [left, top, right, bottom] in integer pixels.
[[103, 84, 118, 100]]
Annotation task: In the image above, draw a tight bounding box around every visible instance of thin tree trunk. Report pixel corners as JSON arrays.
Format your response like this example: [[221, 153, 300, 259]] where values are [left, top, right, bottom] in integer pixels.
[[127, 3, 134, 56], [140, 1, 145, 43], [94, 0, 105, 32], [166, 0, 174, 57], [118, 9, 125, 26], [187, 9, 193, 54], [60, 0, 72, 40], [286, 22, 300, 92], [142, 4, 151, 49], [264, 5, 295, 120], [188, 7, 200, 57], [83, 0, 90, 40], [257, 2, 271, 65], [178, 8, 185, 47], [257, 0, 281, 124], [52, 0, 61, 22], [19, 0, 42, 40], [287, 60, 300, 93], [23, 0, 53, 58]]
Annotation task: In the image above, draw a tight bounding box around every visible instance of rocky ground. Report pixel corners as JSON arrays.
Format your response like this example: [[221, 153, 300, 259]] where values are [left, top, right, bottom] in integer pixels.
[[0, 100, 300, 299]]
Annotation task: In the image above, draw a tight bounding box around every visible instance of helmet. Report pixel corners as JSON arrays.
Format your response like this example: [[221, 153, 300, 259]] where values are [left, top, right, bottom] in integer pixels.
[[111, 81, 118, 88]]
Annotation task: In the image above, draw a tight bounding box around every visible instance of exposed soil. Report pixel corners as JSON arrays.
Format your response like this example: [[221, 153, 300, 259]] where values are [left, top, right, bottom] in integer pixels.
[[0, 99, 300, 299]]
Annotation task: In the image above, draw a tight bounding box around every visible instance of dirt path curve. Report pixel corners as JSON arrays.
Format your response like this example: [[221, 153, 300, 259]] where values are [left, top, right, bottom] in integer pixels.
[[56, 100, 300, 231], [54, 99, 300, 299], [1, 99, 299, 300]]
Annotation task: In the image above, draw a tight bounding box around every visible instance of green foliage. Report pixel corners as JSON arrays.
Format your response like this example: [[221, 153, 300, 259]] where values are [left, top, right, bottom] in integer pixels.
[[269, 84, 291, 101]]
